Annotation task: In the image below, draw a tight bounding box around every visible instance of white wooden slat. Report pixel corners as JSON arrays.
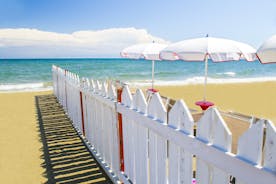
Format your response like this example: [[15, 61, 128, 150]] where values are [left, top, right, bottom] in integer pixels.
[[264, 121, 276, 173], [91, 94, 97, 148], [168, 100, 194, 184], [85, 77, 90, 89], [82, 91, 88, 135], [90, 79, 95, 90], [121, 85, 133, 180], [133, 89, 148, 184], [102, 102, 110, 165], [148, 92, 167, 184], [107, 81, 116, 100], [85, 93, 93, 145], [196, 107, 232, 184], [95, 80, 101, 94], [101, 81, 108, 97], [105, 103, 114, 169], [237, 119, 264, 165], [236, 119, 265, 184], [111, 105, 120, 176], [99, 96, 106, 159], [94, 97, 101, 154], [97, 96, 103, 156], [99, 83, 108, 162], [102, 88, 116, 167]]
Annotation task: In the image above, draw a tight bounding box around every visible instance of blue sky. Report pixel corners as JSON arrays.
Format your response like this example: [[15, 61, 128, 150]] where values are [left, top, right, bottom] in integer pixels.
[[0, 0, 276, 58]]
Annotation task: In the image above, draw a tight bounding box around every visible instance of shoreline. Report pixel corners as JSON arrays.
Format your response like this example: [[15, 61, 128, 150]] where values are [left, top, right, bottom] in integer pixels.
[[2, 77, 276, 92], [0, 89, 53, 93]]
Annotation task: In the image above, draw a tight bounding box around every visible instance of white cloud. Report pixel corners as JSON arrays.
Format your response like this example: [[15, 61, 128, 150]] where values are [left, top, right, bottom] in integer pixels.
[[0, 28, 170, 58]]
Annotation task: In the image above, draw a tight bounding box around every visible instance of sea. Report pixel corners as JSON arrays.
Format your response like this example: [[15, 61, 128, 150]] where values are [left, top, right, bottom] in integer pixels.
[[0, 58, 276, 92]]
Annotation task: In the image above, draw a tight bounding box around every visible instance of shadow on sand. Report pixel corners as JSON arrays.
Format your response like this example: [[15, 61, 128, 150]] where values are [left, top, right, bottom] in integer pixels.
[[36, 94, 112, 184]]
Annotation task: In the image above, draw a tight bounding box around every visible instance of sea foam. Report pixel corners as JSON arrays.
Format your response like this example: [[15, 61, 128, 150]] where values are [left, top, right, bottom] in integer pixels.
[[127, 76, 276, 87], [0, 83, 52, 92]]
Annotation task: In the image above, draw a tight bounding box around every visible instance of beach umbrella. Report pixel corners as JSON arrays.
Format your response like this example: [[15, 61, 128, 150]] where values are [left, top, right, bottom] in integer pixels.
[[121, 42, 168, 91], [257, 34, 276, 63], [160, 36, 257, 110]]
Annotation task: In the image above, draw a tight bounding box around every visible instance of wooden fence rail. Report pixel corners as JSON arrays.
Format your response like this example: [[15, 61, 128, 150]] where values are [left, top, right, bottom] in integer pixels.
[[52, 65, 276, 184]]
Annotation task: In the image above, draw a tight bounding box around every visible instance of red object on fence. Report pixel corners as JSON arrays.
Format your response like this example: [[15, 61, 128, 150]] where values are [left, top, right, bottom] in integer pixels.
[[117, 87, 125, 171], [195, 100, 214, 110], [79, 91, 86, 136], [147, 88, 159, 93]]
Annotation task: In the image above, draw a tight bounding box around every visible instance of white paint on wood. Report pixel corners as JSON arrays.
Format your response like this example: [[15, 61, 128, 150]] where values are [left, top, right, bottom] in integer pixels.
[[101, 81, 108, 97], [121, 85, 133, 108], [237, 119, 264, 165], [107, 82, 116, 100], [95, 80, 101, 93], [121, 85, 133, 181], [148, 92, 167, 184], [196, 107, 232, 184], [90, 79, 95, 90], [168, 100, 194, 184], [236, 119, 265, 184], [133, 89, 149, 184], [264, 121, 276, 173], [168, 100, 193, 134]]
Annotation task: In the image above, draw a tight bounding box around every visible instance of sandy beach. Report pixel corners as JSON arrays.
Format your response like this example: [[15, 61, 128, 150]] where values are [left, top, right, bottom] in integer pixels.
[[0, 81, 275, 183], [0, 90, 51, 184], [156, 81, 276, 123]]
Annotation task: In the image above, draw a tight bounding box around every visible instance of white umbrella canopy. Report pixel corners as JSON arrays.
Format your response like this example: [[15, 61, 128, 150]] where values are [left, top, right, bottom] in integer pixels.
[[121, 42, 168, 90], [257, 34, 276, 63], [160, 36, 257, 109], [160, 37, 256, 62]]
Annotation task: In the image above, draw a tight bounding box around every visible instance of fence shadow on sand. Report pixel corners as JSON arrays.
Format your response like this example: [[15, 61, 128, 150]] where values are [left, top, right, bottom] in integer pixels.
[[36, 94, 112, 184]]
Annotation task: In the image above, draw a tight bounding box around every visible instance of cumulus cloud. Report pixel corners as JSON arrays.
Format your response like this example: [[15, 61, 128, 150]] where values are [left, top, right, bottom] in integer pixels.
[[0, 28, 170, 58]]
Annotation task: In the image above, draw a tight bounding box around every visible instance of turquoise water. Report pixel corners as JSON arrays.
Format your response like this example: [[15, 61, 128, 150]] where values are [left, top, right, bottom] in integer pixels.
[[0, 58, 276, 91]]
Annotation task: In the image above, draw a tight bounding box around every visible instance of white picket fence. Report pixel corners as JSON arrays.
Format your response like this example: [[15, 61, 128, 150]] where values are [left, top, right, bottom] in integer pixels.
[[52, 65, 276, 184]]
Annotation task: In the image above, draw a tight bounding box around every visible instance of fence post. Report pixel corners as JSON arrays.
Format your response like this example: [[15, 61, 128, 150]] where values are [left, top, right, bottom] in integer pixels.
[[80, 89, 86, 136], [117, 86, 124, 172]]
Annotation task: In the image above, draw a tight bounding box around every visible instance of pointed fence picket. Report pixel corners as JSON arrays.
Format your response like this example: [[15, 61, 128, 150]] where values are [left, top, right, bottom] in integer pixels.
[[52, 66, 276, 184], [196, 108, 232, 184], [133, 89, 149, 184], [148, 92, 167, 184], [121, 85, 135, 181], [168, 100, 194, 184], [264, 121, 276, 173]]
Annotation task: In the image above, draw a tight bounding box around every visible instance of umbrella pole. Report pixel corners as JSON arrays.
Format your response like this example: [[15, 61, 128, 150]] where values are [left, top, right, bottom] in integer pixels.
[[204, 56, 208, 101], [152, 60, 155, 89]]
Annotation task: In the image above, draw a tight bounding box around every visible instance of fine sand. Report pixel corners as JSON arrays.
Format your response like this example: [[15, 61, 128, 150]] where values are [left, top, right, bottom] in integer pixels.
[[0, 90, 51, 184], [156, 81, 276, 123]]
